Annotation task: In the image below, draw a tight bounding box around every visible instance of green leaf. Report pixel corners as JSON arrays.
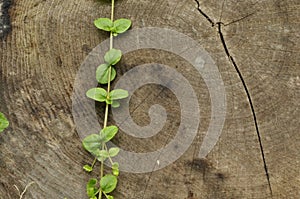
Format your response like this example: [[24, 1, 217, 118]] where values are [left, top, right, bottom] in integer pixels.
[[87, 178, 97, 187], [113, 19, 131, 34], [86, 178, 98, 197], [100, 174, 118, 194], [94, 149, 109, 162], [100, 126, 118, 142], [105, 98, 113, 105], [108, 147, 120, 157], [0, 112, 9, 133], [111, 101, 120, 108], [86, 88, 107, 102], [109, 89, 128, 100], [106, 195, 114, 199], [94, 18, 113, 31], [112, 162, 119, 176], [83, 165, 93, 172], [96, 64, 116, 84], [104, 49, 122, 65], [82, 134, 102, 154]]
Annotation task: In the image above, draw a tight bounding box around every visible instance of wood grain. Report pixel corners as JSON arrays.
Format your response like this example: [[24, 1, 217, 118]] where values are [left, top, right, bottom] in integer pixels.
[[0, 0, 299, 198]]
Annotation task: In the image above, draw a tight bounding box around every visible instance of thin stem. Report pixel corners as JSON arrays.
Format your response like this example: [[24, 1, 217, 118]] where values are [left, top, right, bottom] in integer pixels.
[[91, 157, 97, 168], [111, 0, 115, 22], [103, 192, 110, 199], [103, 1, 114, 129], [99, 141, 105, 199], [104, 144, 114, 165], [103, 103, 109, 128], [109, 29, 113, 50], [99, 1, 115, 199], [13, 185, 21, 196], [14, 182, 35, 199], [109, 0, 114, 50], [99, 157, 104, 199]]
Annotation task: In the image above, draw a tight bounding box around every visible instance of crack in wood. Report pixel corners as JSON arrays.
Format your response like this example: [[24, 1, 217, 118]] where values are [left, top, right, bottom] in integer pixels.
[[194, 0, 214, 27], [194, 0, 273, 196], [217, 22, 273, 196], [223, 12, 256, 26]]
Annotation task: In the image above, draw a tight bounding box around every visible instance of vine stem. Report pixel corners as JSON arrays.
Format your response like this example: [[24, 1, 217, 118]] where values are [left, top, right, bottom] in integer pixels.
[[14, 182, 35, 199], [99, 0, 114, 198]]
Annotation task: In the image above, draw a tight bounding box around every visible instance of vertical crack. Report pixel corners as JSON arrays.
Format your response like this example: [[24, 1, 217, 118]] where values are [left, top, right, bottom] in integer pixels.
[[217, 22, 273, 196], [194, 1, 273, 196]]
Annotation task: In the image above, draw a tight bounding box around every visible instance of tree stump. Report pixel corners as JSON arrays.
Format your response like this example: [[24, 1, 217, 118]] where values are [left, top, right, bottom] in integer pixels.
[[0, 0, 299, 198]]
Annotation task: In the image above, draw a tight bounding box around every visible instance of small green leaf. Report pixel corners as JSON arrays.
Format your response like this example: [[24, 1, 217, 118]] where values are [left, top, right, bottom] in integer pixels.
[[94, 18, 113, 31], [106, 195, 114, 199], [100, 126, 118, 142], [100, 174, 118, 194], [113, 19, 131, 34], [112, 162, 119, 176], [105, 98, 113, 105], [82, 134, 102, 154], [86, 178, 98, 197], [112, 162, 119, 170], [109, 89, 128, 100], [86, 88, 107, 102], [111, 101, 120, 108], [104, 49, 122, 65], [0, 112, 9, 133], [94, 149, 109, 162], [83, 165, 93, 172], [108, 147, 120, 157], [87, 178, 97, 187], [96, 64, 116, 84]]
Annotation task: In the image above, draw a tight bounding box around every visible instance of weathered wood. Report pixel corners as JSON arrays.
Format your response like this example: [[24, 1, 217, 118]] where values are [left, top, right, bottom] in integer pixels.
[[0, 0, 12, 39], [0, 0, 299, 198]]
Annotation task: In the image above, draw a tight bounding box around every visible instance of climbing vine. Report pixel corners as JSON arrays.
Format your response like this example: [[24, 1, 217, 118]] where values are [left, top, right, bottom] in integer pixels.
[[81, 0, 131, 198]]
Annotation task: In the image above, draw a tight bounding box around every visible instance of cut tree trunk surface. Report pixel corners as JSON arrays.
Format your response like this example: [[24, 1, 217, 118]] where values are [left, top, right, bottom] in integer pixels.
[[0, 0, 11, 39], [0, 0, 299, 198]]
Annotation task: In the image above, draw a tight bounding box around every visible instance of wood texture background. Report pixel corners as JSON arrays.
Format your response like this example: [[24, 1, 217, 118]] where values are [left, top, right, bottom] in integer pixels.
[[0, 0, 299, 198]]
